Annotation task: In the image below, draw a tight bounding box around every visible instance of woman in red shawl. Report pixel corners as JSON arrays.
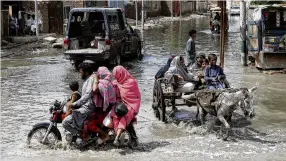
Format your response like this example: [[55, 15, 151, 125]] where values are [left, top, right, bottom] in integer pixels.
[[112, 65, 141, 146]]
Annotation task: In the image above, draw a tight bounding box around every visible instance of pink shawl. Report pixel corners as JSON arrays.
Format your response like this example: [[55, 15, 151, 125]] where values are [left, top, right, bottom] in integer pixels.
[[93, 67, 116, 111], [112, 66, 141, 114]]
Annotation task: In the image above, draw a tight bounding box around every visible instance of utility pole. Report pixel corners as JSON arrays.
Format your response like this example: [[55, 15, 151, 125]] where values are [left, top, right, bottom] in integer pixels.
[[171, 0, 173, 18], [240, 0, 247, 66], [141, 0, 144, 30], [219, 1, 226, 69], [135, 0, 138, 28], [180, 0, 182, 17], [35, 0, 39, 40]]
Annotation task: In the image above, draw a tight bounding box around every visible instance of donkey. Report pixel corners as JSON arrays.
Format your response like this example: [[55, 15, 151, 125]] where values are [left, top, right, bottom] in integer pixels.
[[195, 86, 257, 140]]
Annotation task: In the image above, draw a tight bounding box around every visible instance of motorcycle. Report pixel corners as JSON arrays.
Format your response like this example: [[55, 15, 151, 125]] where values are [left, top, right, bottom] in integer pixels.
[[211, 20, 221, 34], [26, 100, 138, 149]]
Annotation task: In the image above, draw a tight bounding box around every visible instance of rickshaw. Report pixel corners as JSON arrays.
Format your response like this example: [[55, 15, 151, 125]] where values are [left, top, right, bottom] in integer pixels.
[[209, 7, 229, 34]]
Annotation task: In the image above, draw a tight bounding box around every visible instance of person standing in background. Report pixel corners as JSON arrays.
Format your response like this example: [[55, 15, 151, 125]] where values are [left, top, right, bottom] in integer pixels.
[[18, 7, 26, 36], [185, 29, 197, 67]]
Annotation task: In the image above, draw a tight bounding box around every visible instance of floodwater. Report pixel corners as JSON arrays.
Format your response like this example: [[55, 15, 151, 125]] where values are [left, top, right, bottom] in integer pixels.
[[1, 15, 286, 161]]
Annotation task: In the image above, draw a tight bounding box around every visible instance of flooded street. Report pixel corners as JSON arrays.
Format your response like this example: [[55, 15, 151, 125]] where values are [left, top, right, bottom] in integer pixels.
[[1, 15, 286, 161]]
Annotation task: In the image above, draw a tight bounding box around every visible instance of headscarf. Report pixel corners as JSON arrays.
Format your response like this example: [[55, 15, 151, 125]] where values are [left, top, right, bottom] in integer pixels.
[[169, 56, 192, 81], [93, 67, 116, 111], [112, 66, 141, 114], [97, 66, 113, 81]]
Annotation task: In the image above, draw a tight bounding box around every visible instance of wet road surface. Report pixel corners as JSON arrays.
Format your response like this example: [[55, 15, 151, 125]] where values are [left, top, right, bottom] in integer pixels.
[[1, 16, 286, 161]]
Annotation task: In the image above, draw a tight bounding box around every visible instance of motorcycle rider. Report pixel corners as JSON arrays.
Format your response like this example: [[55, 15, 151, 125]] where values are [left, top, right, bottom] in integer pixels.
[[213, 12, 221, 32], [63, 62, 95, 145], [214, 12, 220, 21]]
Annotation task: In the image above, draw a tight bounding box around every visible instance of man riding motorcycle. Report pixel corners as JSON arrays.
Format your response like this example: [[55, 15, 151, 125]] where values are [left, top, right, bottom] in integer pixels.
[[212, 12, 221, 32], [63, 62, 107, 145]]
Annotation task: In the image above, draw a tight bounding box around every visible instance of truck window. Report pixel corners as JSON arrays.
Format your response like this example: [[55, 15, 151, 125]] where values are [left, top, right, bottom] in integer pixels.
[[68, 12, 84, 38], [117, 10, 125, 30], [107, 10, 125, 32], [88, 12, 105, 34], [108, 14, 120, 32]]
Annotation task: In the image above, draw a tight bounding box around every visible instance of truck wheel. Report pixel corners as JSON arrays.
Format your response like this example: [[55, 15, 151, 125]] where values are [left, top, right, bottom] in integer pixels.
[[136, 48, 143, 60], [116, 54, 121, 65], [115, 47, 124, 65]]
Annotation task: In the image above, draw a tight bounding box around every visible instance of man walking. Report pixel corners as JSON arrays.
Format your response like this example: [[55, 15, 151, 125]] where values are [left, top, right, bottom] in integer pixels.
[[185, 29, 197, 67]]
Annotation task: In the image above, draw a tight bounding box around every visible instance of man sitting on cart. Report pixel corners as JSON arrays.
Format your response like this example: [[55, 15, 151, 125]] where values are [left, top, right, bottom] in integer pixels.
[[204, 54, 226, 89], [189, 54, 206, 75]]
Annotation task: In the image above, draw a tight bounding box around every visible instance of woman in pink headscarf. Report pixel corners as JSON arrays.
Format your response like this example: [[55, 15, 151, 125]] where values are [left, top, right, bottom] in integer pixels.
[[93, 67, 117, 111], [112, 65, 141, 146], [90, 66, 117, 144]]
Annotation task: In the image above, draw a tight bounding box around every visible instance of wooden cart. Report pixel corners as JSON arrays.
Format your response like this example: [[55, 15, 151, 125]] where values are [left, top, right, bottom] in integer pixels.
[[152, 78, 198, 122]]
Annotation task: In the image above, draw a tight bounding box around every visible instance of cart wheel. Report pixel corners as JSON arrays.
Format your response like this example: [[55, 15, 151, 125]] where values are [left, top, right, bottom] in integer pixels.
[[157, 82, 166, 122], [152, 81, 160, 119]]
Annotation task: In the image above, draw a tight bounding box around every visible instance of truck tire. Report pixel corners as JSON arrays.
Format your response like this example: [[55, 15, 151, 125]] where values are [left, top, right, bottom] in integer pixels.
[[115, 47, 124, 65], [136, 48, 143, 60]]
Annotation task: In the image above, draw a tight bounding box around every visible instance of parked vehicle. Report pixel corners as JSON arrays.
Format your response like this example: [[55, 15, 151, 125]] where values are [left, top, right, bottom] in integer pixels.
[[26, 99, 137, 149], [209, 7, 229, 34], [230, 6, 240, 16], [63, 8, 142, 69], [247, 5, 286, 69]]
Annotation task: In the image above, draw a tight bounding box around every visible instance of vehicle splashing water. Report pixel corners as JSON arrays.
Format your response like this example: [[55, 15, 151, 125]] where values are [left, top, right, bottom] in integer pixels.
[[1, 15, 286, 161]]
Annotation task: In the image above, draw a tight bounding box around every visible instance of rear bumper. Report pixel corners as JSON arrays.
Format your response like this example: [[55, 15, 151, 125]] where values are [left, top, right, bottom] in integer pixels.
[[64, 49, 111, 61]]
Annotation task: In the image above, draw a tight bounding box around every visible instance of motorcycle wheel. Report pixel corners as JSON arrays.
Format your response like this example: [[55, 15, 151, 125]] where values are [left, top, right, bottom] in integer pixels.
[[118, 131, 132, 147], [27, 126, 62, 148]]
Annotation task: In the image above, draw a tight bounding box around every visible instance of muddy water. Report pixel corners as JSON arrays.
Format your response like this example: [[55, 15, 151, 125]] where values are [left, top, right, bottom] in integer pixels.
[[1, 16, 286, 161]]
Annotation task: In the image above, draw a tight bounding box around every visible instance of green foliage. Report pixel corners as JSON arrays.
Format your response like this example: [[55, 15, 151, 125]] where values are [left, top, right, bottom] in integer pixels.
[[250, 0, 286, 5]]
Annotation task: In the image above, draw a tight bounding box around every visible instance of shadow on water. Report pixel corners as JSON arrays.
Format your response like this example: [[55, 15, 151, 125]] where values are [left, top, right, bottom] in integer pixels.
[[228, 127, 284, 145], [79, 141, 170, 154], [212, 113, 286, 145], [119, 141, 170, 155], [168, 109, 286, 145]]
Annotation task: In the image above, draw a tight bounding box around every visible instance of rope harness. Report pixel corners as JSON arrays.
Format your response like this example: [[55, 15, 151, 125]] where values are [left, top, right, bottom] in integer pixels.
[[196, 89, 246, 116]]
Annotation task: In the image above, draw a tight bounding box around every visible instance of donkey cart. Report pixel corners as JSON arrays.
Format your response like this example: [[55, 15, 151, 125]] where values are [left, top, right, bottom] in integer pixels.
[[152, 78, 198, 122]]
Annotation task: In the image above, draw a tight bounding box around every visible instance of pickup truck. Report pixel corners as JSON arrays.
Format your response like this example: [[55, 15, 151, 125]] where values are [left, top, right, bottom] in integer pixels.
[[63, 8, 142, 69]]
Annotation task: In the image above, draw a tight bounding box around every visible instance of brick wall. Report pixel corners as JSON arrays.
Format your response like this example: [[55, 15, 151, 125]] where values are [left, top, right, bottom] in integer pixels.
[[181, 1, 196, 15], [145, 1, 161, 17], [63, 0, 84, 8], [161, 0, 208, 17], [125, 1, 142, 20], [196, 1, 208, 13], [125, 0, 161, 20]]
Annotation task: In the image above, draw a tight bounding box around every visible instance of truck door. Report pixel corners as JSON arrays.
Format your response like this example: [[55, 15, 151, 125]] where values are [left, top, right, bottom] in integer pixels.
[[247, 21, 260, 56]]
